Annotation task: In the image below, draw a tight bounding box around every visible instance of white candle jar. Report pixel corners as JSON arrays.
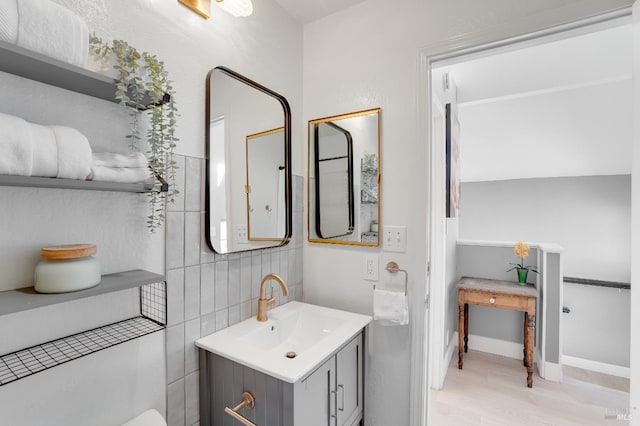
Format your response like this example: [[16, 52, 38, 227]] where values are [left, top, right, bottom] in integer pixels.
[[35, 244, 101, 293]]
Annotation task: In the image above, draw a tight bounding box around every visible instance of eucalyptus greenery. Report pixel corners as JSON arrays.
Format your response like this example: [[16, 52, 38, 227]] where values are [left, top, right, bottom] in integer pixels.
[[89, 35, 179, 232]]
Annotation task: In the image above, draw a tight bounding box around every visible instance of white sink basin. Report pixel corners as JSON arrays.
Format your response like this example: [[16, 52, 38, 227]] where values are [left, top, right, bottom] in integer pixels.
[[196, 301, 371, 383]]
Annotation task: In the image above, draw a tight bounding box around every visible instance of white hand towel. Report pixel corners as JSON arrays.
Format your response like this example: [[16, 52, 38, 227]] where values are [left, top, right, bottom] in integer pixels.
[[16, 0, 88, 67], [0, 111, 33, 176], [49, 125, 92, 180], [29, 122, 57, 177], [373, 288, 409, 326], [0, 0, 19, 43], [89, 166, 151, 184], [92, 152, 148, 169]]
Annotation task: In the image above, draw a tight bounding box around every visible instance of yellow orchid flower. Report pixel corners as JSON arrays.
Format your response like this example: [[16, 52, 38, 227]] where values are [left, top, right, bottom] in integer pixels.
[[507, 240, 538, 275], [514, 241, 530, 258]]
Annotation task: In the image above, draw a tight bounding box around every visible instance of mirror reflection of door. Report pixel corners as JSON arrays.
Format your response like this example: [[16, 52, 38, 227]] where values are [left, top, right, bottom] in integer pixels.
[[314, 121, 354, 239], [246, 127, 285, 241]]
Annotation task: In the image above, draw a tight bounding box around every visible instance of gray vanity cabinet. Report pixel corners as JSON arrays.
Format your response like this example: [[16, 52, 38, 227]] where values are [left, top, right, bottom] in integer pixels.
[[294, 357, 335, 425], [294, 333, 363, 426], [336, 333, 363, 425], [200, 332, 364, 426]]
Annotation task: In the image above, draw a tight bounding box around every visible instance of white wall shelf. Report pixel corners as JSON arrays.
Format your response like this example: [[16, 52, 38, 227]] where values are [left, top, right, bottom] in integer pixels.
[[0, 315, 164, 386], [0, 40, 169, 109], [0, 174, 168, 193], [0, 274, 166, 387], [0, 41, 171, 193], [0, 269, 165, 317]]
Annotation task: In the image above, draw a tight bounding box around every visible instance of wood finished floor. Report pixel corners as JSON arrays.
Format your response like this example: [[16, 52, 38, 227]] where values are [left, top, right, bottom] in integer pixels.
[[429, 350, 630, 426]]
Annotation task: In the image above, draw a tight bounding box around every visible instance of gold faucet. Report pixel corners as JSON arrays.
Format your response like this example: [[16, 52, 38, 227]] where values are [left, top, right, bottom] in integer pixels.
[[257, 273, 289, 322]]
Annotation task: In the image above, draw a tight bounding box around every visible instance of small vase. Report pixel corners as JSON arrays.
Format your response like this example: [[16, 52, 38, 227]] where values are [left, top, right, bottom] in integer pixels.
[[516, 268, 528, 285]]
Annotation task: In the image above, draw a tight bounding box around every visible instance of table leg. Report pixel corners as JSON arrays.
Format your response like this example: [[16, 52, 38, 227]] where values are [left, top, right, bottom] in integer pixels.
[[526, 313, 535, 388], [464, 303, 469, 353], [523, 312, 528, 367], [458, 303, 465, 369]]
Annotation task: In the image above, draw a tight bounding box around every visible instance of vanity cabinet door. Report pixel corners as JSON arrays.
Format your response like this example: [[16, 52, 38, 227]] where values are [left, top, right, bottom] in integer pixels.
[[295, 357, 337, 426], [336, 333, 363, 426]]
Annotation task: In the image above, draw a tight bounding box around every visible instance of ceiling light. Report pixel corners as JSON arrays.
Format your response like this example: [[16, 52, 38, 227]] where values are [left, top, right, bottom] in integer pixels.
[[216, 0, 253, 17]]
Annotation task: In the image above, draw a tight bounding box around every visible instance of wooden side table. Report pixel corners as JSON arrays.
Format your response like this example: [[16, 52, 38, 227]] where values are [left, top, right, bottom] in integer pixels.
[[456, 276, 538, 388]]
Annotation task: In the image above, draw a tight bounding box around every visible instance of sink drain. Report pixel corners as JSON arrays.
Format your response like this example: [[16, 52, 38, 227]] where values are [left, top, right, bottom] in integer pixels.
[[285, 351, 296, 359]]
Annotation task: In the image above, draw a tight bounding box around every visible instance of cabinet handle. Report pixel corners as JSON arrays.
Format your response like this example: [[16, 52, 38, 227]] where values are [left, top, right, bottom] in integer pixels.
[[489, 297, 496, 304], [224, 391, 257, 426], [337, 384, 345, 412], [331, 389, 337, 420]]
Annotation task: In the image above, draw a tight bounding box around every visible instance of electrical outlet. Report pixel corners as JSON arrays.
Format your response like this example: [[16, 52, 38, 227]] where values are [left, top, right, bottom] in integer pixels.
[[382, 226, 407, 253], [362, 255, 379, 281], [234, 224, 248, 244]]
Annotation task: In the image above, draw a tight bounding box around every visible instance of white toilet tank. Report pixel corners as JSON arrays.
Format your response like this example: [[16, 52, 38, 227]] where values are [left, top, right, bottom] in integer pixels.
[[121, 409, 167, 426]]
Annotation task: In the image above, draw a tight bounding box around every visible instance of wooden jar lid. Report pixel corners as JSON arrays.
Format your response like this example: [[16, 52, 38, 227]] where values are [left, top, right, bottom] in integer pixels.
[[41, 244, 97, 260]]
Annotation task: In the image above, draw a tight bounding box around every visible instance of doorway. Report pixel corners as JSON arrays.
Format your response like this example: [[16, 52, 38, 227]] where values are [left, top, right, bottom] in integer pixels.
[[416, 5, 635, 426]]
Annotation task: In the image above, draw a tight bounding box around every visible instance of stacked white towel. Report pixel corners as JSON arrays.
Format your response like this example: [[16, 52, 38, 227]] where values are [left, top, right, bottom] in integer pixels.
[[90, 152, 151, 184], [0, 0, 19, 44], [0, 0, 89, 67], [0, 112, 33, 176], [0, 111, 92, 179], [28, 123, 57, 177], [50, 125, 92, 179]]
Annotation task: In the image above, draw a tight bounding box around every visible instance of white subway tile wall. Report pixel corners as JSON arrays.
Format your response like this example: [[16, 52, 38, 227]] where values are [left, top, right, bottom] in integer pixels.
[[165, 155, 304, 426]]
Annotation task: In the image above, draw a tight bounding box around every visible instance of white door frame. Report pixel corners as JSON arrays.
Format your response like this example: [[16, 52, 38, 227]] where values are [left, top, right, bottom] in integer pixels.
[[411, 3, 633, 425]]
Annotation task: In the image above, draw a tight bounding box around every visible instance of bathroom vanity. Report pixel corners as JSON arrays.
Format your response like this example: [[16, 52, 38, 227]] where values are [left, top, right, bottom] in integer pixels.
[[196, 301, 370, 425]]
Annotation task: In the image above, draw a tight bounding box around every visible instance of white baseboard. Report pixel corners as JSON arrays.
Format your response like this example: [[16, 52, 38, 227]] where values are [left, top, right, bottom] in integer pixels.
[[452, 332, 563, 382], [444, 335, 456, 365], [544, 362, 563, 382], [432, 334, 457, 390], [563, 355, 630, 379], [452, 332, 523, 360]]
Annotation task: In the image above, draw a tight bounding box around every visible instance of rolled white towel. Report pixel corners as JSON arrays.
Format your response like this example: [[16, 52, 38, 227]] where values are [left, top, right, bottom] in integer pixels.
[[16, 0, 88, 67], [0, 111, 33, 176], [49, 125, 92, 180], [90, 166, 151, 184], [0, 0, 18, 44], [93, 152, 148, 169], [29, 122, 57, 177]]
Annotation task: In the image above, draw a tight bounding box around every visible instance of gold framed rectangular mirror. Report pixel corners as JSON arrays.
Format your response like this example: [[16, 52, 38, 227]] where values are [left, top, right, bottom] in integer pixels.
[[308, 108, 381, 246]]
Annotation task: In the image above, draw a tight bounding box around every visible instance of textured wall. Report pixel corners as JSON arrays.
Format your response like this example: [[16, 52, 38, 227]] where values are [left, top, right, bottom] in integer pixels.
[[0, 0, 302, 424], [164, 154, 304, 426]]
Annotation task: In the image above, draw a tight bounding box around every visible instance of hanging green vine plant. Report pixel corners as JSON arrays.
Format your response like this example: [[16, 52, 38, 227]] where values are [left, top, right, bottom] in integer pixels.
[[89, 35, 179, 232]]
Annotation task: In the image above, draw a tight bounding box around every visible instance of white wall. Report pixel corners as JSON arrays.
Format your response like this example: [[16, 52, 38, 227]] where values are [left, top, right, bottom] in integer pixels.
[[302, 0, 634, 424], [0, 0, 302, 424], [460, 175, 631, 281]]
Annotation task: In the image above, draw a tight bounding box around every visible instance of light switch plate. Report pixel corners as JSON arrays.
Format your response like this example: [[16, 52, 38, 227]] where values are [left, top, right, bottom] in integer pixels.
[[234, 224, 248, 244], [383, 226, 407, 253]]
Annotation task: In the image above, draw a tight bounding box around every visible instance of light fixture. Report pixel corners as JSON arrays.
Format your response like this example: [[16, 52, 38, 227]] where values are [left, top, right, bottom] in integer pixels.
[[216, 0, 253, 17], [178, 0, 211, 19]]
